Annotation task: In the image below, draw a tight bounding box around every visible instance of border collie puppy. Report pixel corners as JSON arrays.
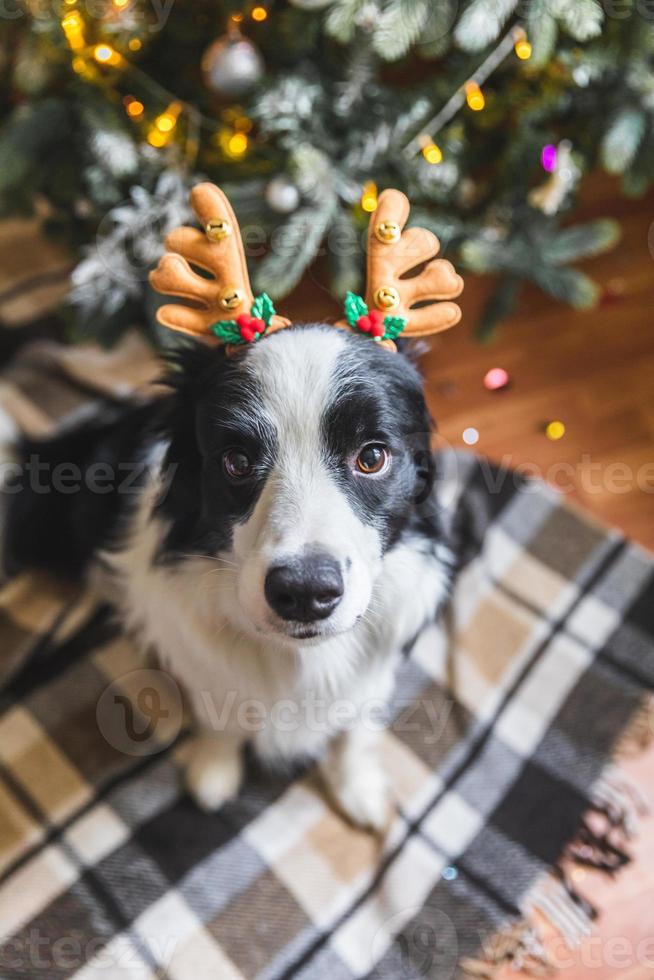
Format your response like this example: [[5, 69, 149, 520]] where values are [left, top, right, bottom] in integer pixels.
[[3, 325, 452, 829]]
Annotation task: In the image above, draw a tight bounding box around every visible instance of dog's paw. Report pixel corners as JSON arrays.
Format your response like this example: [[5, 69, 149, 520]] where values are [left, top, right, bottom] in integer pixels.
[[327, 765, 392, 833], [184, 736, 243, 812]]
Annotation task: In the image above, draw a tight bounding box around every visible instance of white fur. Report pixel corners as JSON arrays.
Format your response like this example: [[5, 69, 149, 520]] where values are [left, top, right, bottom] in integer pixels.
[[103, 332, 450, 828]]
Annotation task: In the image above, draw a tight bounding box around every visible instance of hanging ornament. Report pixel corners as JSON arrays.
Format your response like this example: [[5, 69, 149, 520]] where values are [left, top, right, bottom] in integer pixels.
[[202, 19, 264, 98], [529, 140, 580, 216], [265, 176, 301, 214], [288, 0, 332, 8]]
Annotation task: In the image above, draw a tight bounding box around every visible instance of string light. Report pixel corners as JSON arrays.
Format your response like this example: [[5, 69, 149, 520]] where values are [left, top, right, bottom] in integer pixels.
[[147, 129, 168, 148], [147, 101, 182, 146], [61, 11, 86, 51], [113, 0, 130, 7], [123, 95, 144, 120], [465, 81, 485, 112], [93, 44, 124, 67], [515, 37, 532, 60], [128, 38, 142, 51], [541, 144, 558, 172], [216, 128, 249, 159], [360, 180, 378, 213], [420, 139, 443, 165], [154, 101, 182, 133], [71, 57, 87, 74], [545, 420, 566, 441], [251, 5, 268, 21], [227, 132, 248, 157]]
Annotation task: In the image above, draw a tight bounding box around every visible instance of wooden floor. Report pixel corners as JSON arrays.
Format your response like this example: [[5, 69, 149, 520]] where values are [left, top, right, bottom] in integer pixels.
[[287, 176, 654, 551]]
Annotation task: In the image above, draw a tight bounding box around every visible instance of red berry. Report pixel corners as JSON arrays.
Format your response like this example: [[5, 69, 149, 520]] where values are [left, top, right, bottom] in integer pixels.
[[251, 318, 265, 332], [369, 308, 384, 324], [239, 324, 256, 342], [237, 313, 252, 328], [357, 315, 372, 333], [370, 319, 385, 338]]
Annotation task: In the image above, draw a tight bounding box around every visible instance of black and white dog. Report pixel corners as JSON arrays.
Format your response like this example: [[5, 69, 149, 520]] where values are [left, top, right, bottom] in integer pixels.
[[3, 325, 453, 829]]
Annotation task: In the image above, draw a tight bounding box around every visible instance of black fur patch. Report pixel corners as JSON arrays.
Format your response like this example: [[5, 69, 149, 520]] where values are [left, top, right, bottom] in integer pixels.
[[322, 333, 438, 552], [3, 400, 160, 578]]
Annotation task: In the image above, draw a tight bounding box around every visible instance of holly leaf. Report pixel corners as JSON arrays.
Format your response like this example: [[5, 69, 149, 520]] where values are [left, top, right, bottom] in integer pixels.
[[251, 292, 276, 326], [344, 291, 368, 328], [383, 315, 407, 340], [211, 320, 243, 344]]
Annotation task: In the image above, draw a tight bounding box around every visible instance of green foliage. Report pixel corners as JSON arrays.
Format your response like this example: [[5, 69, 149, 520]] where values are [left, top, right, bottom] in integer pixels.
[[526, 4, 558, 68], [549, 0, 603, 41], [541, 220, 620, 265], [601, 109, 647, 174], [372, 0, 431, 61], [382, 316, 408, 339], [454, 0, 519, 52], [254, 201, 337, 298], [251, 292, 276, 326], [210, 321, 243, 344], [344, 291, 368, 327]]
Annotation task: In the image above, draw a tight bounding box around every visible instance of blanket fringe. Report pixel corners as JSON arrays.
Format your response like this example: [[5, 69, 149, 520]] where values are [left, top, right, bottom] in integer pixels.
[[461, 706, 653, 978]]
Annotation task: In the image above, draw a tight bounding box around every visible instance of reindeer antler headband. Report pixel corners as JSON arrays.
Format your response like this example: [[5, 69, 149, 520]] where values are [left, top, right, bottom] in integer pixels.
[[150, 182, 463, 353]]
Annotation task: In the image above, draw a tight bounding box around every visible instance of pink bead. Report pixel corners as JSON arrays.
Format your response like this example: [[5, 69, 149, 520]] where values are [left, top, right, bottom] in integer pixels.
[[483, 367, 509, 391]]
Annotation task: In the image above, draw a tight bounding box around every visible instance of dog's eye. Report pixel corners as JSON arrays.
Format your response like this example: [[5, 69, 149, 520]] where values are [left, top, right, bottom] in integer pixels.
[[223, 449, 253, 480], [355, 444, 390, 476]]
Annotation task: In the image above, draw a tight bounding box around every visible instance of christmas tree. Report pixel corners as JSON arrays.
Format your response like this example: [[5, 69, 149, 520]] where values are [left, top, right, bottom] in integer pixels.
[[1, 0, 651, 344]]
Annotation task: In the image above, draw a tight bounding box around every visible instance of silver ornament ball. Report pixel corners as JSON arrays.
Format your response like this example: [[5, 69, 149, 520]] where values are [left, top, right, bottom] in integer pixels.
[[202, 34, 264, 97], [265, 177, 301, 214]]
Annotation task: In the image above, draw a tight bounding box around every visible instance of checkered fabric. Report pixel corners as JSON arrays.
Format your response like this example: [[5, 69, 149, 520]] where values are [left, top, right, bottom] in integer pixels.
[[0, 342, 653, 979]]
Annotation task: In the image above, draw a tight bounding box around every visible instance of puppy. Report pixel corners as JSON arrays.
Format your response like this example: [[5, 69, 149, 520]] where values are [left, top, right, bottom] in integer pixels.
[[2, 325, 453, 829]]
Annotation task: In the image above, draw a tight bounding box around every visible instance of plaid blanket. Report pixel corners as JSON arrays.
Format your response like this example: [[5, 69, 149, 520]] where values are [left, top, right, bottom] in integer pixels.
[[0, 339, 653, 980]]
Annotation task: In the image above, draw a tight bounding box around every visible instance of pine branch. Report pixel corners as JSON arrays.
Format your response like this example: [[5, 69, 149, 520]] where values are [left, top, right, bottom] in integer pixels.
[[418, 0, 457, 58], [476, 276, 519, 341], [529, 265, 599, 309], [526, 1, 558, 68], [601, 109, 646, 175], [543, 221, 621, 267], [329, 209, 363, 298], [372, 0, 430, 61], [254, 200, 337, 298], [454, 0, 519, 52], [325, 0, 366, 44], [548, 0, 603, 41]]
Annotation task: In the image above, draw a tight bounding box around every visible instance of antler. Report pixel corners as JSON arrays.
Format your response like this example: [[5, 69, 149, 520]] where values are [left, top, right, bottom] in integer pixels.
[[149, 182, 290, 343], [364, 189, 463, 338]]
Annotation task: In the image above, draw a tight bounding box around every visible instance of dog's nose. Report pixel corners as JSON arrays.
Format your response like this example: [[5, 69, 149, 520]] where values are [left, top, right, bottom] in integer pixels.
[[265, 554, 344, 622]]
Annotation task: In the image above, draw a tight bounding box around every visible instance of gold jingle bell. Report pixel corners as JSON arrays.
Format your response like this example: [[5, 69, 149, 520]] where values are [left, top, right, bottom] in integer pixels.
[[219, 286, 244, 311], [375, 220, 401, 245], [373, 285, 400, 310], [206, 218, 232, 242]]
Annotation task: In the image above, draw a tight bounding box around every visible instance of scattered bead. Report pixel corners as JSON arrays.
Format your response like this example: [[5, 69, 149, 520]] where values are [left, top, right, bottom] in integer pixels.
[[545, 420, 566, 441], [483, 367, 509, 391], [442, 865, 458, 881], [462, 427, 479, 446]]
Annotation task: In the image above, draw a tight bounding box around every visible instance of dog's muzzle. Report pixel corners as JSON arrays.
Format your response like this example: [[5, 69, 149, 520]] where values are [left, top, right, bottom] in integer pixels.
[[264, 552, 344, 623]]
